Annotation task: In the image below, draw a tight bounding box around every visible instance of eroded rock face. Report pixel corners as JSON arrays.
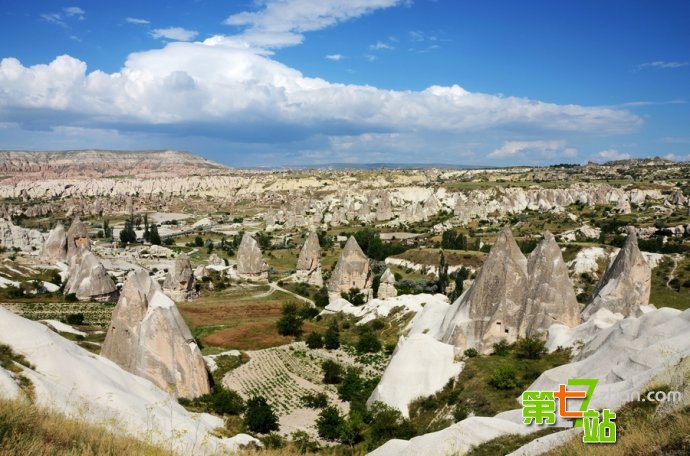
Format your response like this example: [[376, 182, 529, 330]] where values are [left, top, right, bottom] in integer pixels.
[[441, 228, 581, 353], [328, 236, 373, 302], [519, 232, 580, 335], [163, 255, 196, 301], [582, 227, 651, 320], [295, 231, 323, 287], [101, 270, 211, 399], [377, 268, 398, 300], [236, 233, 269, 281], [41, 222, 67, 262], [0, 218, 45, 253], [441, 227, 528, 352], [66, 217, 90, 260], [65, 248, 118, 302]]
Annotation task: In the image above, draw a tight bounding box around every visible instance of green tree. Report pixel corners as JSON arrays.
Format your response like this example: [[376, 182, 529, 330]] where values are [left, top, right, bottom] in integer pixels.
[[338, 412, 364, 446], [356, 331, 381, 354], [149, 224, 161, 245], [515, 335, 547, 359], [437, 250, 448, 294], [209, 387, 245, 415], [276, 302, 303, 337], [367, 401, 415, 448], [321, 359, 343, 384], [194, 235, 204, 247], [143, 214, 150, 242], [119, 219, 137, 245], [341, 287, 365, 305], [489, 366, 519, 390], [305, 332, 324, 349], [315, 406, 343, 441], [337, 368, 364, 402], [323, 322, 340, 350], [244, 396, 279, 434], [314, 286, 329, 307], [491, 339, 511, 356]]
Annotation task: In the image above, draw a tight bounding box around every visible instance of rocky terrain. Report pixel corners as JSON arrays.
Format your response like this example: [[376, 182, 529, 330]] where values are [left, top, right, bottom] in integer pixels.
[[0, 152, 688, 455]]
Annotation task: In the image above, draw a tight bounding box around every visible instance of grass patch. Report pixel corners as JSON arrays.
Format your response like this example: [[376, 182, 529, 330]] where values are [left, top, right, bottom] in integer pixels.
[[467, 427, 563, 456], [650, 256, 690, 311]]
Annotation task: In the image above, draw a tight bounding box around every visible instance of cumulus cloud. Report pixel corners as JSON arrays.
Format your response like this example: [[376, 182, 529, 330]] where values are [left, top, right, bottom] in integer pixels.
[[325, 53, 344, 61], [488, 140, 571, 159], [126, 17, 150, 25], [369, 41, 394, 50], [150, 27, 198, 42], [224, 0, 406, 49], [596, 149, 631, 161]]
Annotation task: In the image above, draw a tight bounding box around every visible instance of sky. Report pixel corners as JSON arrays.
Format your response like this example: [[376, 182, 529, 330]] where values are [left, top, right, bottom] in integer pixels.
[[0, 0, 689, 167]]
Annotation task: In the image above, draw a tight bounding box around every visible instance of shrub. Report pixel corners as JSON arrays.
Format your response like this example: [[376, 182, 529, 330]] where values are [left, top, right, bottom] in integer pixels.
[[65, 313, 85, 326], [316, 406, 343, 441], [301, 392, 328, 409], [515, 335, 547, 360], [337, 368, 364, 402], [367, 401, 415, 448], [491, 339, 511, 356], [463, 348, 479, 358], [65, 293, 78, 303], [489, 366, 519, 390], [244, 396, 279, 434], [369, 319, 385, 331], [276, 302, 303, 337], [209, 387, 245, 415], [321, 360, 343, 384], [356, 331, 382, 354], [298, 304, 319, 320], [305, 332, 323, 349], [314, 286, 329, 307], [452, 405, 469, 422], [259, 433, 285, 450], [341, 287, 365, 305], [291, 430, 320, 453], [323, 323, 340, 350]]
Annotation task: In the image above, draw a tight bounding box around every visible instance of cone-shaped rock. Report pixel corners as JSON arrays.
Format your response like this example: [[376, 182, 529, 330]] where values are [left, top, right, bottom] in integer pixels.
[[582, 227, 651, 320], [66, 217, 90, 260], [65, 248, 117, 302], [101, 270, 211, 399], [377, 268, 398, 299], [440, 227, 528, 353], [236, 233, 269, 281], [519, 232, 580, 335], [295, 231, 323, 287], [41, 222, 67, 262], [163, 255, 196, 301], [328, 236, 373, 301]]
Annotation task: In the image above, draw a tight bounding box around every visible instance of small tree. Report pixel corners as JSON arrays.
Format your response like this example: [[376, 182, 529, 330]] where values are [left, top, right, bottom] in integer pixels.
[[194, 235, 204, 247], [321, 359, 343, 384], [149, 224, 161, 245], [316, 406, 343, 441], [119, 219, 137, 245], [314, 286, 329, 307], [341, 287, 365, 305], [515, 335, 547, 359], [244, 396, 279, 434], [337, 368, 364, 402], [463, 347, 479, 358], [276, 302, 303, 337], [491, 339, 511, 356], [323, 322, 341, 350], [489, 366, 519, 390], [356, 331, 381, 354], [305, 332, 324, 349]]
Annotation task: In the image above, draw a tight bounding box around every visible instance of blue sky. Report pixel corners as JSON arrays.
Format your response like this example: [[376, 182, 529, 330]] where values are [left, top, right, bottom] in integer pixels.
[[0, 0, 688, 167]]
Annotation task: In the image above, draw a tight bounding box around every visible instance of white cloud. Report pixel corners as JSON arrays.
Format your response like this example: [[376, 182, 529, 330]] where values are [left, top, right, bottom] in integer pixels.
[[488, 140, 568, 159], [41, 13, 67, 27], [662, 153, 690, 162], [126, 17, 150, 25], [369, 41, 394, 50], [150, 27, 198, 42], [563, 147, 578, 157], [64, 7, 85, 18], [224, 0, 406, 49], [638, 61, 688, 70], [596, 149, 631, 161], [325, 54, 344, 61]]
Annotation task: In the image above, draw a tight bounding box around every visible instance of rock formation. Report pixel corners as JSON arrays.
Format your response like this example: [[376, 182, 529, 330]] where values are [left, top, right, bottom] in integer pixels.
[[163, 255, 196, 301], [236, 233, 269, 281], [0, 218, 45, 253], [64, 248, 118, 302], [519, 232, 580, 335], [295, 231, 323, 287], [441, 228, 580, 353], [66, 217, 90, 260], [328, 236, 373, 302], [440, 227, 528, 352], [41, 222, 67, 262], [101, 270, 211, 399], [581, 227, 651, 320], [377, 268, 398, 299]]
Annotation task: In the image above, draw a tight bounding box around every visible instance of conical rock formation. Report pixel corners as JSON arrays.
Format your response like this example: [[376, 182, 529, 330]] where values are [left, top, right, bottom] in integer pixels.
[[163, 255, 196, 301], [101, 270, 211, 398], [295, 231, 323, 287], [236, 233, 269, 281], [66, 217, 90, 260], [582, 227, 651, 320], [65, 248, 117, 302], [377, 268, 398, 299], [41, 222, 67, 262], [519, 232, 580, 335], [328, 236, 373, 302]]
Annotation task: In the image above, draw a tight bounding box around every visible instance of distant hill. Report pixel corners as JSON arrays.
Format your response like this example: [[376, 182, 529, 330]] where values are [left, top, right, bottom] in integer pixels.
[[0, 150, 229, 181]]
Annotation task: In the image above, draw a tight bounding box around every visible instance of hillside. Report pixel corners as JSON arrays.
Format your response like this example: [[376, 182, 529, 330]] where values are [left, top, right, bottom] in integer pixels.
[[0, 150, 228, 181]]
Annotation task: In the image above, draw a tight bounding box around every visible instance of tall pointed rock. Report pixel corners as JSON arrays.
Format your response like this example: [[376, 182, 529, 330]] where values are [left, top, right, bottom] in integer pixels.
[[41, 222, 67, 262], [582, 227, 651, 320], [440, 227, 528, 352], [295, 231, 323, 287], [101, 270, 211, 399], [519, 232, 580, 335], [236, 233, 269, 281], [328, 236, 373, 302], [377, 268, 398, 299], [163, 254, 196, 301], [65, 248, 118, 301], [66, 217, 90, 260]]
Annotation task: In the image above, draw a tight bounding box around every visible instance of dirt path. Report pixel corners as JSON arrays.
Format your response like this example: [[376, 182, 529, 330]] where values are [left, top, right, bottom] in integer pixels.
[[251, 281, 315, 306], [666, 254, 681, 289]]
